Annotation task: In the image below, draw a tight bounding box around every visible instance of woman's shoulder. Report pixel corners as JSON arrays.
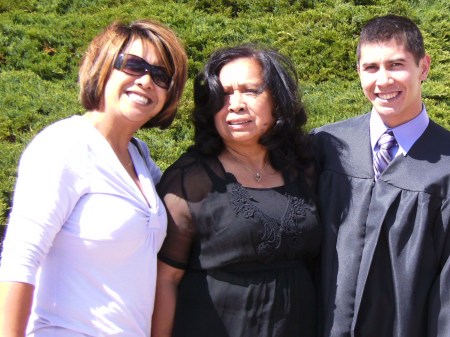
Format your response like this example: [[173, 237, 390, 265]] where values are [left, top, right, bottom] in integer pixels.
[[158, 149, 221, 195], [29, 115, 89, 148], [22, 116, 88, 157], [17, 116, 91, 185], [165, 149, 210, 172]]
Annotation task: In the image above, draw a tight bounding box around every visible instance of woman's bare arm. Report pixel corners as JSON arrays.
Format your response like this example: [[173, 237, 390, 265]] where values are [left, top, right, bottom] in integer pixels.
[[0, 281, 34, 337], [151, 260, 185, 337]]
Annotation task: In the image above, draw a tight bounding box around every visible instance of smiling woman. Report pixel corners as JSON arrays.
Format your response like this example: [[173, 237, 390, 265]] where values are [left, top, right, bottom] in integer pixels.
[[0, 19, 187, 336], [78, 20, 187, 130], [96, 38, 170, 134]]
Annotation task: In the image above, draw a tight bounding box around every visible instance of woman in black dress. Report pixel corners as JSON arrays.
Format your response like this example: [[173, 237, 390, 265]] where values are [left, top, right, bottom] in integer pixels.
[[152, 45, 322, 337]]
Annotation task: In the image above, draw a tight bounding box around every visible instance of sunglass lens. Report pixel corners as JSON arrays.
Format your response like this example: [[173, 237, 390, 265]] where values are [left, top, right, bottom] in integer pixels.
[[123, 56, 147, 76], [151, 68, 170, 88]]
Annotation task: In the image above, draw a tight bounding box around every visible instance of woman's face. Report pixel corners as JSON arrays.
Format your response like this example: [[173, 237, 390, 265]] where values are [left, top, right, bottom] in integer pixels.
[[102, 38, 169, 127], [214, 57, 275, 148]]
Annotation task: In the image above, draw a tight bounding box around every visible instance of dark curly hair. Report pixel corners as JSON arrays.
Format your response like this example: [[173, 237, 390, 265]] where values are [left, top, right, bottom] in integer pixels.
[[191, 44, 312, 172]]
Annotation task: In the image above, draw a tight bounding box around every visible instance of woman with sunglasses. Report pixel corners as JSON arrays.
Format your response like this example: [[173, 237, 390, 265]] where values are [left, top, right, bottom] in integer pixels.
[[0, 19, 187, 336], [152, 45, 321, 337]]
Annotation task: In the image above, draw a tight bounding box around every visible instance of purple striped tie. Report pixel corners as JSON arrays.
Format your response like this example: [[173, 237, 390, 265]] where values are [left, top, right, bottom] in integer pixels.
[[373, 130, 396, 180]]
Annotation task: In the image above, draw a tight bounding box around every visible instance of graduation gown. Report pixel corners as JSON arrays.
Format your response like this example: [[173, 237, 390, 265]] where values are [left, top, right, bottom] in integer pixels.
[[313, 112, 450, 337]]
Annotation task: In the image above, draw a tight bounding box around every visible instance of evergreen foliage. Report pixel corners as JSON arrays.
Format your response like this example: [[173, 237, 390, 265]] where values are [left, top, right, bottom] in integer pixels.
[[0, 0, 448, 228]]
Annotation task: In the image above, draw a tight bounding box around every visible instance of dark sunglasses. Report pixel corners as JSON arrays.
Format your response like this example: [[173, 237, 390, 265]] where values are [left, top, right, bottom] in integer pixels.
[[114, 53, 171, 89]]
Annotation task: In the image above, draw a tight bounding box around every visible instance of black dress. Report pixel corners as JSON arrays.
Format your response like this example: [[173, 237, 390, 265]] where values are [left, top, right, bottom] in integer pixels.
[[157, 150, 322, 337]]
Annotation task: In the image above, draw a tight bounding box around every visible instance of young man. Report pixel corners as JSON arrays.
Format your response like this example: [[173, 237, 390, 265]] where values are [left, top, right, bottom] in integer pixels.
[[314, 15, 450, 337]]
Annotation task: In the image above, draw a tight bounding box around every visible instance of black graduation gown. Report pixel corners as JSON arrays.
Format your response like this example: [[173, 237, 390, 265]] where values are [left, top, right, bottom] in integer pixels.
[[313, 112, 450, 337]]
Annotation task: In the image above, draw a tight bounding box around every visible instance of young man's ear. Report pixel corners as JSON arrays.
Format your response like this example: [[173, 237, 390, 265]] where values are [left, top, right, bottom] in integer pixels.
[[420, 54, 431, 82]]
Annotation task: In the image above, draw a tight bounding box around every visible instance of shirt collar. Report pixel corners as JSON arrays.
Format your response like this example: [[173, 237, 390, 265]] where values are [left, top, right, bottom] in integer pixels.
[[370, 105, 429, 156]]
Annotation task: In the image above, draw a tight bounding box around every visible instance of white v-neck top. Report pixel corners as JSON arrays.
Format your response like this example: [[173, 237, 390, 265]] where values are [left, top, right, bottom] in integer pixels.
[[0, 115, 167, 336]]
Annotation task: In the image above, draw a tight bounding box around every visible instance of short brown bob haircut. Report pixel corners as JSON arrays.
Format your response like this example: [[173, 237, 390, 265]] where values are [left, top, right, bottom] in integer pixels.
[[78, 19, 188, 129]]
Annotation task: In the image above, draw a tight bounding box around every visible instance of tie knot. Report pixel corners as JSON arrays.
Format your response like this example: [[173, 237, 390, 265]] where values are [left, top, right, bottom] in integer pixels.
[[373, 130, 397, 180], [377, 130, 396, 150]]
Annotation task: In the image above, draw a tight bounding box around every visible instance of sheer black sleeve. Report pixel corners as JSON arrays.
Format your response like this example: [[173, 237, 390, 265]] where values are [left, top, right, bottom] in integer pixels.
[[156, 151, 218, 269]]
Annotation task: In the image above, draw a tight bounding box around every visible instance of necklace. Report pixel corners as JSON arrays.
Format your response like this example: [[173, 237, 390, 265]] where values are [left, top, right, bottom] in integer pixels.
[[226, 149, 268, 182], [121, 155, 132, 169]]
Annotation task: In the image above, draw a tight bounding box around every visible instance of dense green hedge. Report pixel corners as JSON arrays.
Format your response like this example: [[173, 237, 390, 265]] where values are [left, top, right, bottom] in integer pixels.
[[0, 0, 449, 226]]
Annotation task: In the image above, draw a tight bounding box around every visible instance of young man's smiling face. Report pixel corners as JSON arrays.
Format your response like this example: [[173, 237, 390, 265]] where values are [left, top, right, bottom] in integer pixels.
[[357, 39, 430, 127]]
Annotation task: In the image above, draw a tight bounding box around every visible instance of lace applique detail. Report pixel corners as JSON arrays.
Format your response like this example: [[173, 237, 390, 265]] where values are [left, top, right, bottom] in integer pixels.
[[282, 196, 311, 254], [230, 183, 311, 260], [231, 185, 256, 219]]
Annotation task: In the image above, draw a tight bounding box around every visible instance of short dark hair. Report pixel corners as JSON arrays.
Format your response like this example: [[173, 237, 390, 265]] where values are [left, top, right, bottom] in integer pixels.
[[356, 15, 425, 65], [192, 44, 312, 171], [78, 19, 188, 129]]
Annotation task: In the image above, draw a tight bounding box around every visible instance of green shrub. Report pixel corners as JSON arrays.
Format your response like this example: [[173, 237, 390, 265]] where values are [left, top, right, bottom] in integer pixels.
[[0, 0, 448, 225]]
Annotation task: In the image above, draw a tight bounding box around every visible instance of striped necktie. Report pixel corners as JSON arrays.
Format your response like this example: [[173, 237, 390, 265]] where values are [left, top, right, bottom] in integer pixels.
[[373, 130, 396, 180]]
